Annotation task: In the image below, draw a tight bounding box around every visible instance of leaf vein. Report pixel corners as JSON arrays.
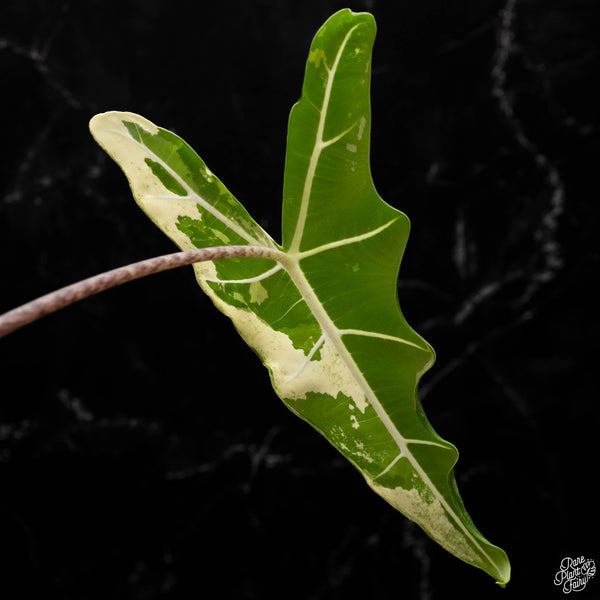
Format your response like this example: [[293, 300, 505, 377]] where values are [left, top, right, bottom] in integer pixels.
[[284, 333, 327, 383], [107, 126, 269, 248], [289, 23, 361, 253], [297, 219, 397, 260], [321, 119, 361, 148], [338, 328, 429, 351], [283, 259, 499, 571], [205, 264, 283, 284]]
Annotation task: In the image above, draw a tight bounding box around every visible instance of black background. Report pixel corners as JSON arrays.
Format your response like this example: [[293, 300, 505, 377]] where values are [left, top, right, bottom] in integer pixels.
[[1, 1, 599, 598]]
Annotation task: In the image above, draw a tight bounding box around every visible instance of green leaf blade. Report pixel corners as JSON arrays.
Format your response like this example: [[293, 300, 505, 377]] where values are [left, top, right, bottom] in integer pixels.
[[90, 112, 276, 253], [89, 9, 510, 585], [283, 10, 379, 254], [283, 9, 510, 584]]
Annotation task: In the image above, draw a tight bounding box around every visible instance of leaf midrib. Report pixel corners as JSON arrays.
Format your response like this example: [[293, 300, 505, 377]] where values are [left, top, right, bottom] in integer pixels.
[[288, 23, 361, 254], [107, 22, 500, 572], [279, 19, 499, 571], [109, 125, 275, 249], [281, 254, 499, 571]]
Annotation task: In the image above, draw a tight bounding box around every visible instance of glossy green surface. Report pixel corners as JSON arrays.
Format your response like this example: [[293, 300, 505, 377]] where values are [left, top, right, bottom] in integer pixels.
[[90, 9, 510, 584]]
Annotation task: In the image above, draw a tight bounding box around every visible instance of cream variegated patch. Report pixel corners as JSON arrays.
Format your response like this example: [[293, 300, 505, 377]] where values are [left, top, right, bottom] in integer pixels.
[[368, 479, 480, 565], [86, 9, 511, 580], [202, 284, 368, 410]]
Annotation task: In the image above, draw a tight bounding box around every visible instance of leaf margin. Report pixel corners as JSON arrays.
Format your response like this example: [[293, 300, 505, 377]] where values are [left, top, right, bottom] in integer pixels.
[[88, 8, 511, 586]]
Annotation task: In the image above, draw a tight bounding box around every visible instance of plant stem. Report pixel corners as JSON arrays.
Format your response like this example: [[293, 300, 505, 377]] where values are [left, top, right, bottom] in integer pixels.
[[0, 245, 285, 339]]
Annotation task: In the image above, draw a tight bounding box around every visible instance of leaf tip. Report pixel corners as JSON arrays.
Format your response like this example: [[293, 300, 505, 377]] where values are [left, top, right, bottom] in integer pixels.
[[495, 568, 511, 588], [487, 549, 511, 587], [326, 7, 376, 29], [89, 111, 159, 140]]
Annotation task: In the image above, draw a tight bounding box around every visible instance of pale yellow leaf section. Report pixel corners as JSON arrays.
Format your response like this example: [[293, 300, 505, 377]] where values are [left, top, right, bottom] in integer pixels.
[[368, 479, 480, 565], [201, 284, 367, 409], [89, 112, 207, 252]]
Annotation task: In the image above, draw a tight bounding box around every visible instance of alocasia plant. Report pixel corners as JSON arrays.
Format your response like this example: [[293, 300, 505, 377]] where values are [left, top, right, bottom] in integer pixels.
[[0, 9, 510, 584]]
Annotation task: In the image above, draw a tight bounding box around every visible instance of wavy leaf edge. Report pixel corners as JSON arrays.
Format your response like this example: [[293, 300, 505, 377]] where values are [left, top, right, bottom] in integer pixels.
[[89, 9, 510, 585]]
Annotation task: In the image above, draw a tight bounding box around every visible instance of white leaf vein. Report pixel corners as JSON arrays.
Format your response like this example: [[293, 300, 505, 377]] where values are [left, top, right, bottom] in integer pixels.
[[284, 333, 327, 384], [297, 219, 397, 260], [108, 126, 271, 248], [205, 264, 283, 284], [289, 23, 361, 253]]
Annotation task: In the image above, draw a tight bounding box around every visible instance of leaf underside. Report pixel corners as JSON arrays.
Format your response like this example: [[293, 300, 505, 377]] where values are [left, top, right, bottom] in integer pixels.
[[89, 9, 510, 584]]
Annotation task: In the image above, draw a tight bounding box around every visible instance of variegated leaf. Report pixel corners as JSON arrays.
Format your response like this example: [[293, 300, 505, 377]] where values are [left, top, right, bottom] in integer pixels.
[[89, 9, 510, 584]]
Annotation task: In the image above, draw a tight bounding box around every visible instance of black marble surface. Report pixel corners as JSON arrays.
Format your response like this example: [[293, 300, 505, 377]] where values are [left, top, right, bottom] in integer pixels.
[[1, 1, 599, 598]]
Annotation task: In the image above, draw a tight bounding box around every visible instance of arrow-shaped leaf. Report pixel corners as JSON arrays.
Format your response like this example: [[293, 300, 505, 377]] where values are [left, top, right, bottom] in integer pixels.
[[89, 9, 510, 584]]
